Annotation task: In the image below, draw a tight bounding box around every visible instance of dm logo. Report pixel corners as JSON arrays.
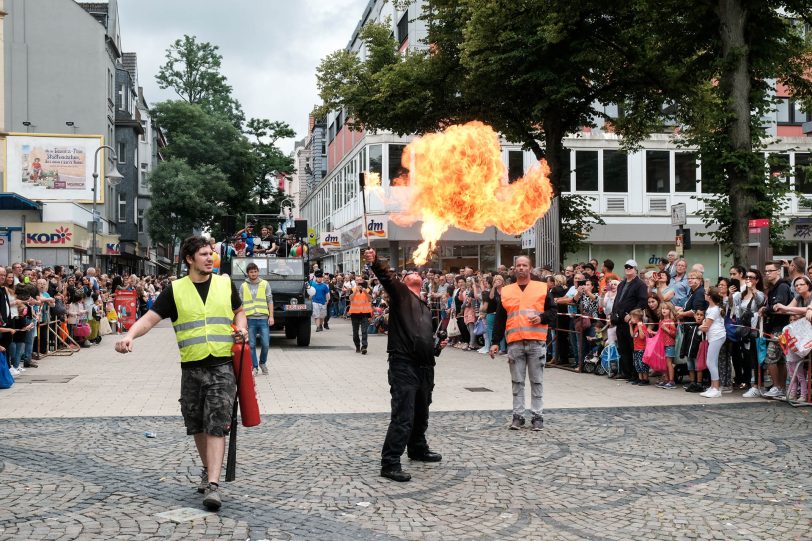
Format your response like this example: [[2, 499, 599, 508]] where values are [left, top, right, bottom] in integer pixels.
[[366, 219, 386, 238], [321, 234, 340, 247], [26, 226, 72, 245]]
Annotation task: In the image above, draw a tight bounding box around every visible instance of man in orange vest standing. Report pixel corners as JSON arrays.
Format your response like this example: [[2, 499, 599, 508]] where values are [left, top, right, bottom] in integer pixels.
[[490, 256, 556, 430], [348, 274, 373, 354]]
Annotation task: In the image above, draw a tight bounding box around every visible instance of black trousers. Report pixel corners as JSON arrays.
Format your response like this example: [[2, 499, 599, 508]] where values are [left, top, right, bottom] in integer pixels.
[[616, 320, 635, 379], [381, 359, 434, 468], [351, 314, 369, 348]]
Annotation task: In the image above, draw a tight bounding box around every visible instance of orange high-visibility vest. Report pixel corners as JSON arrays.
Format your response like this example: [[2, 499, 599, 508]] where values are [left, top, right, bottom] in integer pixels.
[[501, 281, 549, 343], [348, 288, 373, 315]]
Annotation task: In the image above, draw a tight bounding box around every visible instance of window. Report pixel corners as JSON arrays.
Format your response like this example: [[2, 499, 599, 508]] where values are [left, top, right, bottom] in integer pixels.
[[796, 153, 812, 193], [108, 69, 113, 103], [328, 123, 335, 143], [140, 163, 148, 187], [133, 199, 138, 224], [397, 13, 409, 45], [335, 110, 343, 134], [389, 144, 408, 185], [646, 150, 670, 193], [507, 150, 524, 184], [559, 149, 571, 192], [674, 152, 698, 192], [603, 150, 628, 192], [140, 120, 147, 142], [777, 97, 812, 125], [575, 150, 599, 191], [118, 193, 126, 223], [369, 144, 382, 179], [138, 209, 145, 233], [768, 153, 790, 184], [117, 143, 126, 164]]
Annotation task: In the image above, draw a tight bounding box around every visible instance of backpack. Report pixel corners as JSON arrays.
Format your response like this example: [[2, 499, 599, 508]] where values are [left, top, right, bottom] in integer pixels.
[[736, 296, 757, 341]]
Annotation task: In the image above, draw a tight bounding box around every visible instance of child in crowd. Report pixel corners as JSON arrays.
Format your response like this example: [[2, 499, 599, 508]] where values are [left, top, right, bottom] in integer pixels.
[[680, 308, 706, 393], [699, 287, 726, 399], [601, 320, 621, 376], [657, 302, 678, 389], [630, 309, 651, 385]]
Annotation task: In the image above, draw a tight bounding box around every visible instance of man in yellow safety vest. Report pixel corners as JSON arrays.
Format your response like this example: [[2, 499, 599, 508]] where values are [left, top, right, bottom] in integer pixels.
[[239, 262, 274, 375], [348, 275, 373, 354], [115, 236, 247, 511], [490, 256, 556, 431]]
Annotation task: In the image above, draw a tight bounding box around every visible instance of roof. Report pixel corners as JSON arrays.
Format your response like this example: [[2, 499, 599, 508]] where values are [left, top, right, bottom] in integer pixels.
[[76, 2, 109, 27], [121, 52, 138, 83], [0, 193, 42, 211]]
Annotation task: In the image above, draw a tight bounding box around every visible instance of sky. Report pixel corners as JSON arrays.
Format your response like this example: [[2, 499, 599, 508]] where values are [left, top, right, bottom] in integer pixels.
[[116, 0, 367, 154]]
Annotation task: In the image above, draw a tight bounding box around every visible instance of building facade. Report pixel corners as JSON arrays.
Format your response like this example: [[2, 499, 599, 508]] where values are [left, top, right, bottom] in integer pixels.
[[302, 0, 812, 275]]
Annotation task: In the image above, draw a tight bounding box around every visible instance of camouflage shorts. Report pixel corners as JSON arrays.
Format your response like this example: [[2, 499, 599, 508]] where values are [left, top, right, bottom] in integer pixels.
[[764, 341, 786, 365], [179, 363, 237, 437]]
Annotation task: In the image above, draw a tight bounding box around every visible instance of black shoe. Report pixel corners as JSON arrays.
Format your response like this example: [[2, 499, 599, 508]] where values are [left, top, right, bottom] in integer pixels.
[[531, 416, 543, 431], [509, 415, 525, 430], [356, 347, 361, 353], [408, 451, 442, 462], [361, 347, 367, 355], [380, 467, 411, 482], [323, 324, 330, 330]]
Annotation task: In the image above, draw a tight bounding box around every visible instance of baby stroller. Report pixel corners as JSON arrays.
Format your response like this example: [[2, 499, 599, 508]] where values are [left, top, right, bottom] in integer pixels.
[[583, 325, 604, 374], [599, 324, 620, 377]]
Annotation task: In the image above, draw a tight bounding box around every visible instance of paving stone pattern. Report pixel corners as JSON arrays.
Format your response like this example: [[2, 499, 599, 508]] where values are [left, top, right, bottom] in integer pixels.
[[1, 403, 811, 540]]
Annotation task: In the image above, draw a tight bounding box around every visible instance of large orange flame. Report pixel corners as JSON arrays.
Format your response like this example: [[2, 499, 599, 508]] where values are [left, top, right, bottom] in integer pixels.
[[392, 121, 553, 265]]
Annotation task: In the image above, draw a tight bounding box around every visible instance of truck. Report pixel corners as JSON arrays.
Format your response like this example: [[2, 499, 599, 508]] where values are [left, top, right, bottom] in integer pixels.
[[230, 254, 313, 347]]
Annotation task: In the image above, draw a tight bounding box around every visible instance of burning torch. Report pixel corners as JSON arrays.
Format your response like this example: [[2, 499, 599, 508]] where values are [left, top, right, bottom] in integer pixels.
[[359, 172, 371, 248]]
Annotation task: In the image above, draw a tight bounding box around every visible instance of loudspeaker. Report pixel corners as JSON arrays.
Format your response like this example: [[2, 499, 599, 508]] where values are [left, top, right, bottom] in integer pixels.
[[294, 219, 308, 239], [222, 215, 237, 237]]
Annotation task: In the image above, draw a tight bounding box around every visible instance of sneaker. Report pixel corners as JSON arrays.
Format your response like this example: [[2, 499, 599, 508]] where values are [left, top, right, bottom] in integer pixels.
[[260, 364, 268, 375], [656, 381, 666, 388], [9, 367, 20, 376], [662, 381, 676, 390], [196, 468, 208, 493], [17, 366, 26, 373], [361, 347, 367, 355], [629, 380, 639, 385], [531, 416, 543, 431], [700, 387, 722, 398], [685, 383, 704, 393], [742, 387, 762, 398], [323, 323, 330, 330], [637, 380, 650, 386], [252, 368, 259, 376], [509, 415, 525, 430], [787, 392, 800, 401], [202, 482, 222, 511], [764, 386, 785, 398], [720, 386, 733, 394], [316, 326, 323, 332], [477, 347, 489, 354], [24, 360, 39, 368]]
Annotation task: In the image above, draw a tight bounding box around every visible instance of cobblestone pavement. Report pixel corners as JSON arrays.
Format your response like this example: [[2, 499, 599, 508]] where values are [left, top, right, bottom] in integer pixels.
[[1, 403, 810, 540]]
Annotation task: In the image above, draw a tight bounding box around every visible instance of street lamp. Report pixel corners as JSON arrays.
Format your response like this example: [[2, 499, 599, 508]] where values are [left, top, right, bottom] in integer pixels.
[[91, 146, 124, 269]]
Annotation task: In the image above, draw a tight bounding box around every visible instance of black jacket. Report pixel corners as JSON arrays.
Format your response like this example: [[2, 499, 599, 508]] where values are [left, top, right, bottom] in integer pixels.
[[680, 322, 704, 360], [764, 279, 792, 333], [370, 258, 436, 366], [610, 276, 648, 324]]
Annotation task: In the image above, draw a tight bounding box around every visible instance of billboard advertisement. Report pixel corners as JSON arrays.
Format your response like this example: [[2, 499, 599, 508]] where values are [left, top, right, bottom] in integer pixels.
[[5, 134, 105, 202]]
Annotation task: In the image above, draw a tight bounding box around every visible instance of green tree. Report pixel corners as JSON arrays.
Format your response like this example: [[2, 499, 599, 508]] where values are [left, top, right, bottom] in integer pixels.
[[146, 159, 234, 264], [245, 118, 296, 205], [156, 34, 245, 128]]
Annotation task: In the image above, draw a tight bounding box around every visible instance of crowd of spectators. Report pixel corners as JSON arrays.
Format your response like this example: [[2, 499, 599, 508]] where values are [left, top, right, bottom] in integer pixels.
[[1, 260, 171, 377]]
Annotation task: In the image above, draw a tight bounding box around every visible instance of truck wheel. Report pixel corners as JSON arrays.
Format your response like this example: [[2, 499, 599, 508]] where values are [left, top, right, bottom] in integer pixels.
[[285, 324, 297, 339], [297, 318, 311, 347]]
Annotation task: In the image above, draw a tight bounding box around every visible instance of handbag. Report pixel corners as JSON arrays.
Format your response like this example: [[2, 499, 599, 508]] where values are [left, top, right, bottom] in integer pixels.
[[574, 313, 591, 333], [473, 318, 486, 337], [642, 329, 667, 371], [74, 321, 91, 340], [695, 339, 709, 371], [99, 316, 113, 336], [446, 313, 461, 338], [755, 319, 768, 366], [724, 312, 739, 343], [736, 296, 756, 341], [0, 352, 13, 389]]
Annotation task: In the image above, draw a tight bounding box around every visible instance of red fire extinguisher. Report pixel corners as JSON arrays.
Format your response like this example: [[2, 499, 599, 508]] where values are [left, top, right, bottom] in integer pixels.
[[232, 336, 261, 428]]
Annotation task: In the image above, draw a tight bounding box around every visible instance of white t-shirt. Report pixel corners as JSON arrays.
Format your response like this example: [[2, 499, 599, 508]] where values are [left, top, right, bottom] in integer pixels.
[[705, 305, 726, 342]]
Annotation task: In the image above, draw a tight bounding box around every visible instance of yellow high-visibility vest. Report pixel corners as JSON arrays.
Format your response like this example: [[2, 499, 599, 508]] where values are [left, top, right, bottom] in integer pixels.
[[171, 275, 234, 362], [241, 280, 270, 317]]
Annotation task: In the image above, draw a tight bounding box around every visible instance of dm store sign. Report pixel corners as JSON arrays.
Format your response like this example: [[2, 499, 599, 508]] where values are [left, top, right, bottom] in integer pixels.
[[364, 218, 388, 240]]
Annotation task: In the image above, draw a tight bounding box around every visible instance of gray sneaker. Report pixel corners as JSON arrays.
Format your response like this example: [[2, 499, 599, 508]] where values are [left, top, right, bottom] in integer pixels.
[[509, 415, 525, 430], [196, 468, 208, 493], [260, 364, 269, 375], [202, 483, 222, 511], [531, 416, 543, 431]]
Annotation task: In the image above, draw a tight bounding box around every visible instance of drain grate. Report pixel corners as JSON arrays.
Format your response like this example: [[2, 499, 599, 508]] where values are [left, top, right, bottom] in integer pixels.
[[465, 387, 493, 393], [14, 375, 78, 384]]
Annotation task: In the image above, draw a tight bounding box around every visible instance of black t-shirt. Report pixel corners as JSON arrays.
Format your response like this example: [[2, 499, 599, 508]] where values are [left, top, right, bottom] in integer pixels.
[[150, 276, 242, 369]]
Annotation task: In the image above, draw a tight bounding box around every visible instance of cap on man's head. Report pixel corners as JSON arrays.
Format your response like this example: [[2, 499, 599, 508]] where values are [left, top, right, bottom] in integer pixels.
[[625, 259, 638, 268]]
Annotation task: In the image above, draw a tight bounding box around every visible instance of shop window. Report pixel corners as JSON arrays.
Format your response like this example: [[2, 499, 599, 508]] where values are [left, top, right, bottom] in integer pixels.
[[369, 144, 382, 178], [507, 150, 524, 184], [575, 150, 598, 191], [559, 149, 571, 193], [603, 150, 628, 192], [674, 152, 698, 192], [646, 150, 670, 193]]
